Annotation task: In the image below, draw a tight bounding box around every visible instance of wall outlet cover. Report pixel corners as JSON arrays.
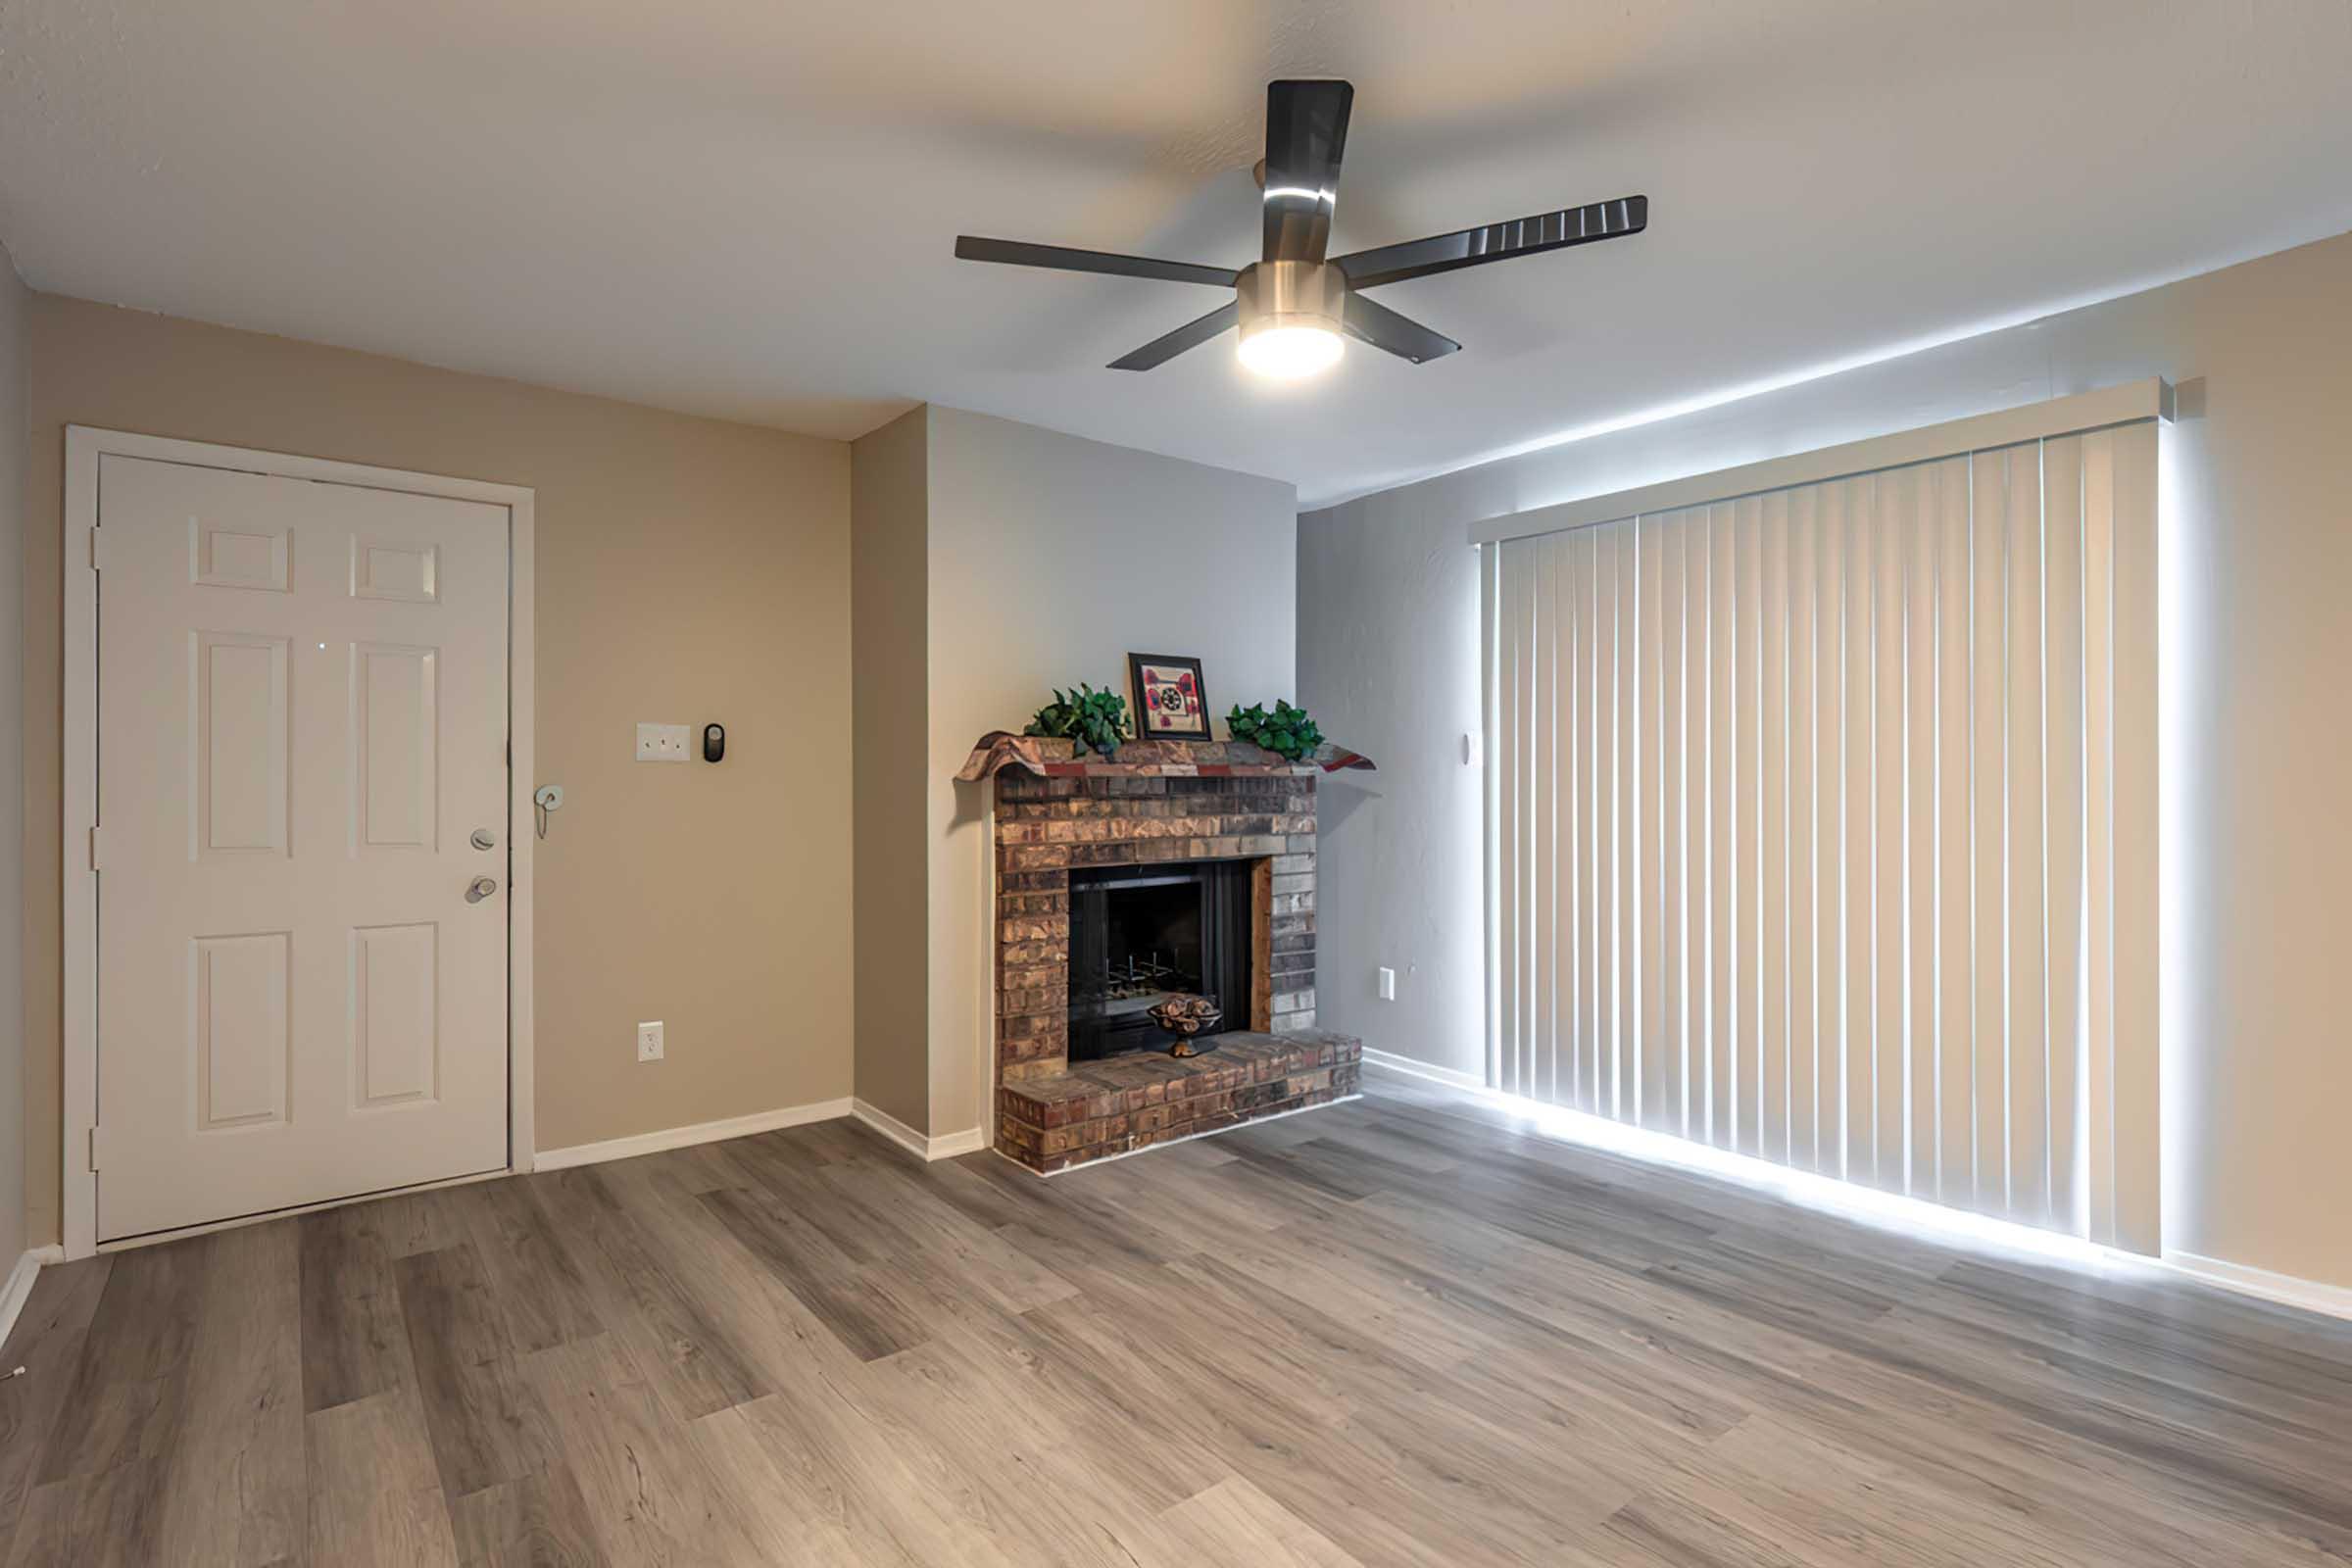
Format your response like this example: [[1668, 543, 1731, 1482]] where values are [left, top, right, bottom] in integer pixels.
[[1378, 966, 1397, 1001], [637, 1020, 664, 1061], [635, 723, 692, 762]]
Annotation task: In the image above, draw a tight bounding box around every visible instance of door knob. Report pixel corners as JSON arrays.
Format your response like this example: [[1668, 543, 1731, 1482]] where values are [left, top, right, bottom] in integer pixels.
[[466, 876, 499, 903], [470, 828, 497, 850]]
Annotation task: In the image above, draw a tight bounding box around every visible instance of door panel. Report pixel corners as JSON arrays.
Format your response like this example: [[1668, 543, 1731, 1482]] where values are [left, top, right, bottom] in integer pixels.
[[192, 931, 291, 1130], [97, 454, 511, 1242], [192, 631, 292, 858], [352, 921, 440, 1108], [352, 642, 438, 853]]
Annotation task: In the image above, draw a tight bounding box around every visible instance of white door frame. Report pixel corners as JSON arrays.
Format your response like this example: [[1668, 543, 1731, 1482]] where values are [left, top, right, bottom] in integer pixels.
[[62, 426, 537, 1259]]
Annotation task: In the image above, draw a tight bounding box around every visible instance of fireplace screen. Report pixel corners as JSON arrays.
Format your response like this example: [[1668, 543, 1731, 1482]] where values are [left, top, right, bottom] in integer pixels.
[[1066, 860, 1252, 1060]]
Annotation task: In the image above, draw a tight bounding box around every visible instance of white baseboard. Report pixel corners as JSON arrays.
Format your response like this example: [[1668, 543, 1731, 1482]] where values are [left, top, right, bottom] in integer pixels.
[[852, 1100, 988, 1162], [1362, 1048, 1488, 1093], [2165, 1250, 2352, 1324], [930, 1127, 990, 1158], [0, 1249, 48, 1352], [534, 1097, 854, 1172]]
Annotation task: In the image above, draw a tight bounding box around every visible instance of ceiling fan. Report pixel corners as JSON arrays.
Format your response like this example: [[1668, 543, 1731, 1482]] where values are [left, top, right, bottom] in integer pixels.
[[955, 79, 1647, 378]]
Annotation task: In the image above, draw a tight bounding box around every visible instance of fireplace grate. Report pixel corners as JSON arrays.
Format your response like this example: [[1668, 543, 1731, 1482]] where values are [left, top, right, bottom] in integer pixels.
[[1066, 861, 1250, 1061]]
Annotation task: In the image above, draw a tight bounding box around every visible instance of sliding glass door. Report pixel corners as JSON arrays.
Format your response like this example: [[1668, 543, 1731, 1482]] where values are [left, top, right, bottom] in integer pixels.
[[1483, 419, 2158, 1248]]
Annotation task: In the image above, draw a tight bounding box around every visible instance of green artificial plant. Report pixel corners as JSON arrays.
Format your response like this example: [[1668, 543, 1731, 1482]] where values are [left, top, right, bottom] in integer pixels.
[[1025, 683, 1129, 759], [1226, 699, 1324, 762]]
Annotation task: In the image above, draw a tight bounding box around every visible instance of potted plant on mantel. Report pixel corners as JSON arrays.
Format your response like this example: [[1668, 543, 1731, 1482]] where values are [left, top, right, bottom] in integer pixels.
[[1024, 683, 1129, 760], [1225, 699, 1324, 762]]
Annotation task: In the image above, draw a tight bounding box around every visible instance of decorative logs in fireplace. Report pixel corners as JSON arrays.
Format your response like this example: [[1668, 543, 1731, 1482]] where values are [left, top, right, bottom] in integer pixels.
[[1147, 995, 1224, 1054]]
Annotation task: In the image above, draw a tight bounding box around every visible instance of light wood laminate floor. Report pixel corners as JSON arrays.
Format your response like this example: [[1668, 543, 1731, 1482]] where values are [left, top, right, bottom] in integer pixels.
[[3, 1064, 2349, 1566]]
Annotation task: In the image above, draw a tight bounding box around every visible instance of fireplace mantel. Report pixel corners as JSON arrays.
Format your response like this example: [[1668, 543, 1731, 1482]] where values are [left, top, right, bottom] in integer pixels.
[[957, 731, 1375, 783]]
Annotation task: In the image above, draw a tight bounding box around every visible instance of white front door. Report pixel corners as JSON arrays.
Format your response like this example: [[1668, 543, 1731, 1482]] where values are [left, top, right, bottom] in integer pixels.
[[96, 453, 512, 1242]]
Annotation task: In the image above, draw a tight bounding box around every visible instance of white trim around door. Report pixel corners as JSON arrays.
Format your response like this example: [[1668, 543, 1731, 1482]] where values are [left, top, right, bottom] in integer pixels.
[[62, 426, 537, 1260]]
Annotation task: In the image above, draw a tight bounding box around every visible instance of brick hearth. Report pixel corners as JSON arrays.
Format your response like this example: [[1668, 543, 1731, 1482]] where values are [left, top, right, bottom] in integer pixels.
[[961, 735, 1367, 1173], [997, 1031, 1360, 1170]]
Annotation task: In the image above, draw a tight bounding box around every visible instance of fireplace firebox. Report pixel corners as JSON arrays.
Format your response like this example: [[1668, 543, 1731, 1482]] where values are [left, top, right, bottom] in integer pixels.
[[1066, 860, 1252, 1060]]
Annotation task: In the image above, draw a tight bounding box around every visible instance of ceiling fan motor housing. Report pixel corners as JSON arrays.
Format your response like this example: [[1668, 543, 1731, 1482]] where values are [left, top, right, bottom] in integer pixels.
[[1236, 260, 1348, 349]]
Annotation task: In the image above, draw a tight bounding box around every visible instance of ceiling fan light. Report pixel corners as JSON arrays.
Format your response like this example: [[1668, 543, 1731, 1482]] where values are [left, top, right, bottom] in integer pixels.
[[1234, 259, 1348, 379], [1238, 322, 1345, 379]]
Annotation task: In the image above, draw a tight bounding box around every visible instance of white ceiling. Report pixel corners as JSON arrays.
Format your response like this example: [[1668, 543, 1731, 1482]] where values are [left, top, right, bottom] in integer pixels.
[[5, 2, 2350, 507]]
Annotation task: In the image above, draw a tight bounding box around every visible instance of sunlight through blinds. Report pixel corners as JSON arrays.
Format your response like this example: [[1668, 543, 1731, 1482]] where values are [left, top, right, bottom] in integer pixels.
[[1483, 421, 2159, 1248]]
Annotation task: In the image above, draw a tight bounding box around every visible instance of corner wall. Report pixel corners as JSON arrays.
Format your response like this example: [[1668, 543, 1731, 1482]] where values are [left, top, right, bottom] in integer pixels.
[[850, 406, 931, 1130], [1297, 507, 1484, 1085], [24, 297, 855, 1241], [1298, 226, 2352, 1293], [0, 248, 27, 1270]]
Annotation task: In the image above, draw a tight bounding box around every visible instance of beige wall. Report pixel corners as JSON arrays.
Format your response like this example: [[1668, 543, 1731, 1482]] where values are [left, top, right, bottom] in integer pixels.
[[850, 407, 931, 1129], [0, 250, 26, 1268], [24, 297, 854, 1242], [922, 407, 1297, 1136], [1301, 227, 2352, 1292]]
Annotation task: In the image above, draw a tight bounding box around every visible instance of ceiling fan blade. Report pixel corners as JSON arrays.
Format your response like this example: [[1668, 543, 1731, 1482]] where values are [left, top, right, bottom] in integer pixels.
[[1261, 79, 1353, 266], [1340, 291, 1461, 365], [1107, 302, 1242, 371], [1334, 195, 1647, 291], [955, 236, 1239, 289]]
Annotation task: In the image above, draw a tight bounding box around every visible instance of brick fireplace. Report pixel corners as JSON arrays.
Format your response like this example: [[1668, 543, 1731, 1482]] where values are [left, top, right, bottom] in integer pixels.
[[960, 733, 1367, 1172]]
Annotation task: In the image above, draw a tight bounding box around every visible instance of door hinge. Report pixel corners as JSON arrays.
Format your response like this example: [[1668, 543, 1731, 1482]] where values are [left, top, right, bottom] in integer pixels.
[[88, 825, 104, 872], [88, 526, 109, 573], [87, 1126, 102, 1173]]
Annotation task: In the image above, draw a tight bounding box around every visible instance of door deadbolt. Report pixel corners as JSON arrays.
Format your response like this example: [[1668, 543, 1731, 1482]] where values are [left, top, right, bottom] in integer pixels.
[[466, 876, 499, 903], [470, 828, 498, 851]]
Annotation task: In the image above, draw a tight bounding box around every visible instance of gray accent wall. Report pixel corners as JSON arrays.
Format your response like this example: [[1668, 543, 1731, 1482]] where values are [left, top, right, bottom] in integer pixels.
[[1298, 502, 1486, 1087], [848, 404, 1298, 1142], [1299, 225, 2352, 1293], [923, 407, 1297, 1138]]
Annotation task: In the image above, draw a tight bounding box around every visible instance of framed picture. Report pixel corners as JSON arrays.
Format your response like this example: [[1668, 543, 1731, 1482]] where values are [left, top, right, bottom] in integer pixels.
[[1128, 653, 1210, 739]]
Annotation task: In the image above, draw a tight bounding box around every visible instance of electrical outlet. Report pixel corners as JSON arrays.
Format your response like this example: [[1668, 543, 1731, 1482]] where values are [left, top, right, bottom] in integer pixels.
[[637, 1020, 664, 1061], [635, 722, 692, 762], [1378, 966, 1397, 1002]]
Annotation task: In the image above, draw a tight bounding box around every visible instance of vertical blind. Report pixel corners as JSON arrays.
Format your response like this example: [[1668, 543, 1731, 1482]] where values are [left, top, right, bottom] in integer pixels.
[[1482, 423, 2158, 1249]]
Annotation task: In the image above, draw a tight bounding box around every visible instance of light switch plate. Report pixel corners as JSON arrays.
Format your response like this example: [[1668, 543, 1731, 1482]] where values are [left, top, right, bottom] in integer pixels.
[[636, 722, 692, 762], [1378, 966, 1397, 1001]]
